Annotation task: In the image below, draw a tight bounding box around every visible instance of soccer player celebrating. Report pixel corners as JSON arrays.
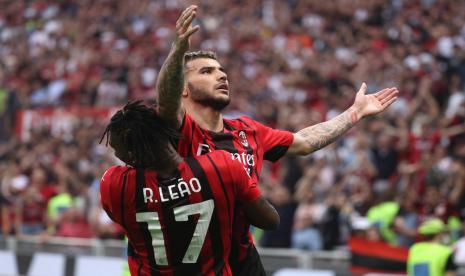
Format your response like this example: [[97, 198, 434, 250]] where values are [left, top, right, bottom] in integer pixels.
[[156, 5, 399, 275], [99, 101, 279, 275]]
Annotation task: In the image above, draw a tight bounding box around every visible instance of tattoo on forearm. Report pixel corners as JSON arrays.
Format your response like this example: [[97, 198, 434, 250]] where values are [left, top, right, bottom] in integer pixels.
[[157, 49, 185, 121], [297, 109, 358, 153]]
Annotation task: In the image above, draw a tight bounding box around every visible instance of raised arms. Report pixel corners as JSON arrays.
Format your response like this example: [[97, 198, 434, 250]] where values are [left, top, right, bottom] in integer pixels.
[[288, 83, 399, 155], [156, 5, 199, 127]]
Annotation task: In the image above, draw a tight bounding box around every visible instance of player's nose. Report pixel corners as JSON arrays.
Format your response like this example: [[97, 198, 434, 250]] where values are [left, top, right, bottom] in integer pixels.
[[217, 72, 227, 82], [218, 73, 228, 82]]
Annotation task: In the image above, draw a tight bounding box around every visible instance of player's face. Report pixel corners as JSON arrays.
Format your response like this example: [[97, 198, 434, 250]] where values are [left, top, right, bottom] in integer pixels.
[[183, 58, 230, 110]]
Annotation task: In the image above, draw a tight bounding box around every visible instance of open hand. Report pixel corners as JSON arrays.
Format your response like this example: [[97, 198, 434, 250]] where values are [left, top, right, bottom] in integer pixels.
[[174, 5, 200, 52], [352, 83, 399, 118]]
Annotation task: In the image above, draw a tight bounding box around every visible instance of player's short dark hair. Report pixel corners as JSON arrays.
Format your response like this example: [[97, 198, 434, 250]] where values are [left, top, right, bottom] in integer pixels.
[[100, 100, 180, 167], [184, 50, 218, 68]]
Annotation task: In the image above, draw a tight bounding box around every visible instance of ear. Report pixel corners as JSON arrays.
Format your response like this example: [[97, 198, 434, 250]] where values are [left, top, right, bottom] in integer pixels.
[[182, 84, 189, 98]]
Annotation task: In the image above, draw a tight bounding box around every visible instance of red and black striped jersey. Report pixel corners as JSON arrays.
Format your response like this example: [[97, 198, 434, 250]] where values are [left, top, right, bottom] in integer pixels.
[[177, 113, 294, 266], [100, 150, 261, 276], [178, 114, 294, 184]]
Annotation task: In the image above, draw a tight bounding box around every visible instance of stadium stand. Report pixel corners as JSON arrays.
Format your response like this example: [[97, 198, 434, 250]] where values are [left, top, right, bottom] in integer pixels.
[[1, 0, 465, 274]]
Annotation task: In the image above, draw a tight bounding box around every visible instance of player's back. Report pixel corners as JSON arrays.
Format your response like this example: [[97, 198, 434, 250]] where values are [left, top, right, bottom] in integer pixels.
[[100, 150, 261, 276]]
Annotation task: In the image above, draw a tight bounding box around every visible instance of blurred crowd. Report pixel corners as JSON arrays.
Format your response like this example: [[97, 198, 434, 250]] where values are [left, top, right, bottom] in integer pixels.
[[1, 0, 465, 253]]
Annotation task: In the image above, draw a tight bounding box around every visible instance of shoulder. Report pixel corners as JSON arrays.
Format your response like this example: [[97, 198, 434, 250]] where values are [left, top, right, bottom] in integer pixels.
[[102, 165, 130, 179], [100, 166, 132, 188], [233, 116, 282, 134], [232, 116, 258, 127], [223, 115, 258, 129], [99, 166, 133, 207]]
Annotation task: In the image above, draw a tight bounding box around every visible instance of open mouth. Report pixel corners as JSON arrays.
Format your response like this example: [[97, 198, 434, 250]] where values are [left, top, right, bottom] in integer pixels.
[[216, 83, 229, 94]]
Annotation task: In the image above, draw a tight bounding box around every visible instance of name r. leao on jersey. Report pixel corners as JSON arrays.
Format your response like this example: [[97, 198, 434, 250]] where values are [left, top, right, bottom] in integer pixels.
[[143, 177, 202, 203]]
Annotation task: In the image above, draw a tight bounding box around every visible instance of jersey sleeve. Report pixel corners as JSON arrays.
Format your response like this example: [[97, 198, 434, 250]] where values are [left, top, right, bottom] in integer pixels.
[[218, 151, 261, 203], [99, 166, 125, 223], [242, 117, 294, 162]]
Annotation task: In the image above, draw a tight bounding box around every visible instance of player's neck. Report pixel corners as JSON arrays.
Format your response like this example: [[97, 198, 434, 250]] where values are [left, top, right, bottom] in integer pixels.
[[185, 104, 224, 132]]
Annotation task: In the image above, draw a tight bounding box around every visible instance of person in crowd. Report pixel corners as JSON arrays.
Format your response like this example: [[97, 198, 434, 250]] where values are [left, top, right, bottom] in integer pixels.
[[407, 218, 457, 276]]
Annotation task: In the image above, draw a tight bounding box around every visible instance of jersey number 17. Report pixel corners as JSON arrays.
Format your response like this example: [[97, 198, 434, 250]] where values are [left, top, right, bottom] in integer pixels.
[[136, 199, 214, 265]]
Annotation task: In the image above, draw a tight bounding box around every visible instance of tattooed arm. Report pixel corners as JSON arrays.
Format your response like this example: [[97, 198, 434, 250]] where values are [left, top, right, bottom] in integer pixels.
[[156, 5, 199, 127], [156, 46, 187, 127], [287, 83, 398, 155], [288, 107, 359, 155]]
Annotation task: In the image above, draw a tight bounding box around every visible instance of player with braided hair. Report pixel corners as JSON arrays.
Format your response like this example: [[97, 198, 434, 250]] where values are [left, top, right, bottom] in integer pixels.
[[99, 101, 279, 275]]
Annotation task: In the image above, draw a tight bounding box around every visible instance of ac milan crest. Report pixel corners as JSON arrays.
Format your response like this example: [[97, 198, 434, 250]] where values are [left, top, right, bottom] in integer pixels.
[[238, 131, 249, 147]]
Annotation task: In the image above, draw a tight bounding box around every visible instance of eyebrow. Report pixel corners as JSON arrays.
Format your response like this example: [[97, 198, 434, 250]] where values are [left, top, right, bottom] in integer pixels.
[[199, 66, 225, 72]]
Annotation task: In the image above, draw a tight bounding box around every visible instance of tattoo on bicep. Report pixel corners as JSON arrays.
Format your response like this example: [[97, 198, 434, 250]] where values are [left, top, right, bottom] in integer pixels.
[[297, 110, 357, 152]]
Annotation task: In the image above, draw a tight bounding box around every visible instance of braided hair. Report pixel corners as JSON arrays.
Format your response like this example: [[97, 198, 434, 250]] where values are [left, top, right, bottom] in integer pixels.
[[100, 100, 180, 168]]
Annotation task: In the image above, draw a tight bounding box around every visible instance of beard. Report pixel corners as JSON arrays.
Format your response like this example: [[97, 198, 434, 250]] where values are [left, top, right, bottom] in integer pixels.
[[187, 83, 231, 111]]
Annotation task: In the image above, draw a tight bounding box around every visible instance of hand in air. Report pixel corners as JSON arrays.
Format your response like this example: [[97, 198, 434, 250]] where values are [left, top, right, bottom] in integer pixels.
[[174, 5, 200, 52], [352, 82, 399, 118]]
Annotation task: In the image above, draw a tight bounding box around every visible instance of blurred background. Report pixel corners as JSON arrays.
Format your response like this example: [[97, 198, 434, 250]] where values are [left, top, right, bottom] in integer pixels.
[[1, 0, 465, 275]]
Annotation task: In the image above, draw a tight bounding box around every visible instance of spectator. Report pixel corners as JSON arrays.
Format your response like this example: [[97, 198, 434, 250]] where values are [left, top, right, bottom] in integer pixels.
[[407, 219, 457, 275], [46, 179, 75, 235], [291, 175, 325, 251], [14, 185, 46, 236]]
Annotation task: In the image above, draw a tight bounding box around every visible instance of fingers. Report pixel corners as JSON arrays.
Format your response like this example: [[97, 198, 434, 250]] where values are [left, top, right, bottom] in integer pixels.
[[181, 11, 197, 33], [173, 6, 199, 50], [375, 87, 398, 101], [373, 88, 390, 99], [185, 25, 200, 37], [378, 88, 399, 105], [375, 88, 398, 107], [382, 96, 398, 108], [176, 7, 192, 27], [176, 5, 197, 31], [179, 5, 197, 22], [381, 90, 398, 105]]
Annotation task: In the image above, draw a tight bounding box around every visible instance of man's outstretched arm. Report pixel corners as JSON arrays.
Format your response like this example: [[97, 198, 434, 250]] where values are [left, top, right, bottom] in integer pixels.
[[156, 5, 199, 127], [287, 83, 398, 155]]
